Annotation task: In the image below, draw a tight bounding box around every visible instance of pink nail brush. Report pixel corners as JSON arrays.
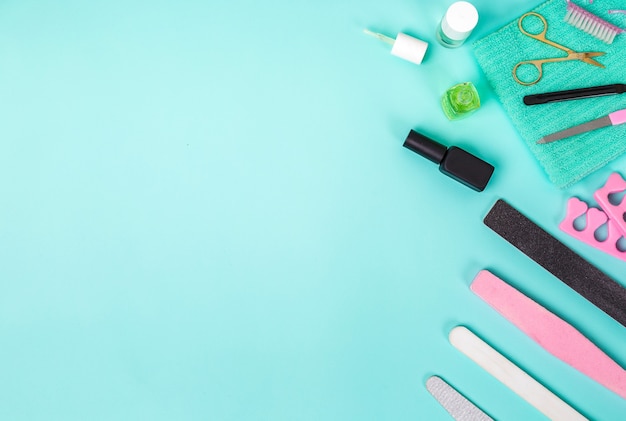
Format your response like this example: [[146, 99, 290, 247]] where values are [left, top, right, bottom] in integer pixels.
[[538, 108, 626, 144]]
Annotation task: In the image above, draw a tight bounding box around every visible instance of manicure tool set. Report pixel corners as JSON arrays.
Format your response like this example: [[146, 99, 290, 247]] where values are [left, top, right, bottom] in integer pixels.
[[365, 0, 626, 419], [513, 4, 626, 148]]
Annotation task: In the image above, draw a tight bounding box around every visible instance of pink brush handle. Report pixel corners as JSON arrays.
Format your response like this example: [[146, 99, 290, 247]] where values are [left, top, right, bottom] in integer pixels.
[[471, 270, 626, 399], [609, 109, 626, 125]]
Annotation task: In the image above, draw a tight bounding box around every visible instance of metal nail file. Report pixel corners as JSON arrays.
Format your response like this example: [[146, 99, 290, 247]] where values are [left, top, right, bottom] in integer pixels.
[[538, 108, 626, 144], [425, 376, 493, 421]]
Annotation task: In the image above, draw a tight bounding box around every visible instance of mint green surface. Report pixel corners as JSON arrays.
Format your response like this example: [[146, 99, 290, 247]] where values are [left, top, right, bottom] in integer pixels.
[[474, 0, 626, 188], [0, 0, 625, 420]]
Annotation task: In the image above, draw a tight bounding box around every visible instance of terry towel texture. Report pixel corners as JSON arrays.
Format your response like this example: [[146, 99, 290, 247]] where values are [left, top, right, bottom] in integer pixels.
[[473, 0, 626, 188]]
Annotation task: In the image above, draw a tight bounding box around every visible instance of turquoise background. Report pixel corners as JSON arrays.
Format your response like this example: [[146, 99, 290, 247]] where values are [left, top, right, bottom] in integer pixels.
[[0, 0, 625, 419]]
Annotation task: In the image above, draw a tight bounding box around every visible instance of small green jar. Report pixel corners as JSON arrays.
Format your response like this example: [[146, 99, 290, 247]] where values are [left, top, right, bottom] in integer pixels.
[[441, 82, 480, 120]]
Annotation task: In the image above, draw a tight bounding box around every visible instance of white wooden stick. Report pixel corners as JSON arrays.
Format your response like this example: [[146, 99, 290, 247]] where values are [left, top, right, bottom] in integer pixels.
[[449, 326, 587, 421]]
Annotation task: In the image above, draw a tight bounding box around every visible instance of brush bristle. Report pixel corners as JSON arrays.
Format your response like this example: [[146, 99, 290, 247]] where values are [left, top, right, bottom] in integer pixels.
[[565, 1, 623, 44]]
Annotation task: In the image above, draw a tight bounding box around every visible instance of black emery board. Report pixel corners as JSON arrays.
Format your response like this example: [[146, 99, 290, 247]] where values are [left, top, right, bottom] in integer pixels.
[[484, 199, 626, 328]]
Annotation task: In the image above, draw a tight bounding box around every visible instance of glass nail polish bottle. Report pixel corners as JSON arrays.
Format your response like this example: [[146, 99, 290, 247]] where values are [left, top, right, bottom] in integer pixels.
[[403, 129, 494, 191], [437, 1, 479, 48], [441, 82, 481, 120]]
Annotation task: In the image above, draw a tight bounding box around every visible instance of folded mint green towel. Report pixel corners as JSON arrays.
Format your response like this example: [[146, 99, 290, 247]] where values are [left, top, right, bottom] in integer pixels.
[[473, 0, 626, 188]]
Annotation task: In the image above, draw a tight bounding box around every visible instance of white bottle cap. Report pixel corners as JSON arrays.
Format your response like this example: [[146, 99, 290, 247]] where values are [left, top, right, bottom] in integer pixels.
[[390, 33, 429, 65], [441, 1, 478, 42]]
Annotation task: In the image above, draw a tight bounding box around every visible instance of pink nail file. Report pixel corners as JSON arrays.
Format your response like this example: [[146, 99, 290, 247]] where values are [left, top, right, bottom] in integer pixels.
[[559, 197, 626, 262], [594, 172, 626, 237], [470, 270, 626, 400]]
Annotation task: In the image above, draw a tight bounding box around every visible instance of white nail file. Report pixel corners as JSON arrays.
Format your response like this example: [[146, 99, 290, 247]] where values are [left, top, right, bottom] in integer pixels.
[[425, 376, 493, 421], [449, 326, 587, 421]]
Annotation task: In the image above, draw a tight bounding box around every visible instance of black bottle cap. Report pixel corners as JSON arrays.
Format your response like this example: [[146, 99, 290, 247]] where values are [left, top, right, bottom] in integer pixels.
[[403, 130, 447, 164]]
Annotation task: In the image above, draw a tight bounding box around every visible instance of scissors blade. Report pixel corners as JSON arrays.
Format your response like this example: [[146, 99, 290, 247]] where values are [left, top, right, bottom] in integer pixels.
[[538, 116, 612, 144], [581, 52, 606, 68]]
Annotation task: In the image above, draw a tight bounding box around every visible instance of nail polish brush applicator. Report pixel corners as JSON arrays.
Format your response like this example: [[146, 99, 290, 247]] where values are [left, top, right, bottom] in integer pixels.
[[363, 29, 429, 65]]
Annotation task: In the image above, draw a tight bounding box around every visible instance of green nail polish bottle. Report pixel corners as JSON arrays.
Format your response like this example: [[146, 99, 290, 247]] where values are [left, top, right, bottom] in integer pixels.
[[441, 82, 480, 120]]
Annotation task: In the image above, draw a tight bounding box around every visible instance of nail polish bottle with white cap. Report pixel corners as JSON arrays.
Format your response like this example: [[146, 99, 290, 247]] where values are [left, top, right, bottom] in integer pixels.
[[437, 1, 479, 48]]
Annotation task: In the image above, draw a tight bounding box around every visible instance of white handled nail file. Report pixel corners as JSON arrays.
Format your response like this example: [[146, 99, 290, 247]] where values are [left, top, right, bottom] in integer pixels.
[[425, 376, 493, 421], [471, 270, 626, 399], [449, 326, 587, 421]]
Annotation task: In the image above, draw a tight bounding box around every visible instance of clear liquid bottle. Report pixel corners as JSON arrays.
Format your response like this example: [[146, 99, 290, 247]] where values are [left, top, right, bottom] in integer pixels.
[[437, 1, 479, 48]]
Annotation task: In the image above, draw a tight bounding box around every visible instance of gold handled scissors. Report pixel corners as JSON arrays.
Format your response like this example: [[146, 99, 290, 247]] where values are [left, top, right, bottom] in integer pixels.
[[513, 12, 605, 86]]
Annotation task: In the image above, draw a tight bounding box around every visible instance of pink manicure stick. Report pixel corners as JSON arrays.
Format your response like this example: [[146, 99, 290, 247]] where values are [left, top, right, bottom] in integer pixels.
[[471, 270, 626, 399]]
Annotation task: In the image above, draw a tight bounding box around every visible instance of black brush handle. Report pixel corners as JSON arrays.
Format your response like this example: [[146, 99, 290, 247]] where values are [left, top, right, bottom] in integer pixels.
[[523, 83, 626, 105]]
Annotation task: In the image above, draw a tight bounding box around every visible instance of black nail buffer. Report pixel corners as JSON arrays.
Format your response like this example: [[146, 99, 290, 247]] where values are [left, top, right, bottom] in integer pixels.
[[484, 199, 626, 328]]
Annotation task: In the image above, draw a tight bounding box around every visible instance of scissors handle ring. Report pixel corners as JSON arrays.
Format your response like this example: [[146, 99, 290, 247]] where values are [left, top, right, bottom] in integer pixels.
[[512, 61, 542, 86], [518, 12, 548, 39]]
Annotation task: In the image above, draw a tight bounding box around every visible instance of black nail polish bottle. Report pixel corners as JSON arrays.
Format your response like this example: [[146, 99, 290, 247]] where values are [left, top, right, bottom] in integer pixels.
[[403, 129, 494, 191]]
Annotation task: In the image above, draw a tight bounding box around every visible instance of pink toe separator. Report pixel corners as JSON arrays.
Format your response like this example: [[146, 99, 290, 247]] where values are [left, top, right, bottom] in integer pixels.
[[594, 172, 626, 237], [559, 197, 626, 262]]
